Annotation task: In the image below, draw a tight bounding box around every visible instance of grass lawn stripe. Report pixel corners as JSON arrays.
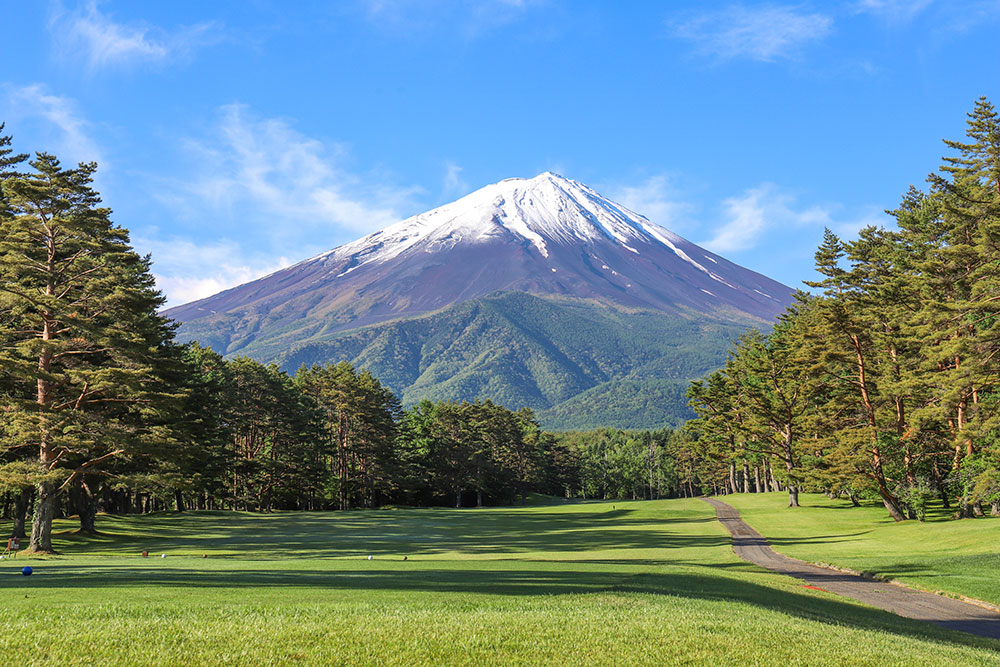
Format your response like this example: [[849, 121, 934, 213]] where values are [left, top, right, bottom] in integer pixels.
[[3, 498, 998, 665]]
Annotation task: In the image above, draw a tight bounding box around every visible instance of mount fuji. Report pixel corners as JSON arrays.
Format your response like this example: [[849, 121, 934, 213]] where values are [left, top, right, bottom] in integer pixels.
[[167, 172, 795, 429]]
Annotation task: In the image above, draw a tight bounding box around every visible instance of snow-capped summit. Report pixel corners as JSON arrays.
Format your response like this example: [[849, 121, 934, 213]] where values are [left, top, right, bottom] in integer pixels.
[[315, 172, 712, 273], [166, 173, 793, 340]]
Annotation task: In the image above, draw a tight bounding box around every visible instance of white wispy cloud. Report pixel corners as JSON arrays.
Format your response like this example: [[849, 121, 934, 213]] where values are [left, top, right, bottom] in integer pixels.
[[442, 161, 469, 199], [49, 0, 221, 70], [146, 104, 424, 306], [702, 183, 884, 253], [2, 84, 103, 166], [670, 4, 833, 62], [362, 0, 543, 37], [608, 175, 696, 233], [937, 0, 1000, 33], [172, 104, 421, 237], [854, 0, 935, 22], [134, 236, 292, 307]]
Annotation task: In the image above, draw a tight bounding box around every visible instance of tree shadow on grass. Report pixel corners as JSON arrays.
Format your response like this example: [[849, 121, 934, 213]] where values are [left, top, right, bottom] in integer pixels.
[[766, 531, 872, 546], [45, 508, 731, 559], [4, 564, 998, 651]]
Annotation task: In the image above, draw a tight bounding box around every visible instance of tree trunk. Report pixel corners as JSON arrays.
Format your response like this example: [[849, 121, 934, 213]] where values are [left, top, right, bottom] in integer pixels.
[[931, 459, 950, 508], [78, 498, 97, 534], [75, 478, 99, 534], [29, 481, 58, 553], [175, 490, 185, 513], [871, 448, 906, 521], [476, 488, 483, 508], [781, 426, 798, 507], [11, 487, 33, 539], [455, 489, 462, 508], [753, 466, 762, 493], [742, 462, 752, 493], [876, 486, 906, 521]]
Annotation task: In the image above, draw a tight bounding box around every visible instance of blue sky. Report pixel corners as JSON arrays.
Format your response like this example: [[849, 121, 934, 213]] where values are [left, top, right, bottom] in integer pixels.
[[3, 1, 999, 306]]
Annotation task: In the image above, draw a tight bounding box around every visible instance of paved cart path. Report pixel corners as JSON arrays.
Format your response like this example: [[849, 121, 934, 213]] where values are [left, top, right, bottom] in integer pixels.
[[703, 497, 1000, 639]]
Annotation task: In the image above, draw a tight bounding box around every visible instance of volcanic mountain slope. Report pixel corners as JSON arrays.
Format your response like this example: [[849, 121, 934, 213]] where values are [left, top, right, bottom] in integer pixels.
[[167, 172, 795, 429]]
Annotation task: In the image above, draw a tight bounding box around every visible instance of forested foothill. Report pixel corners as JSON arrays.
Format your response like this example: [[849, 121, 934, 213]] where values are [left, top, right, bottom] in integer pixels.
[[3, 99, 1000, 555], [687, 98, 1000, 522]]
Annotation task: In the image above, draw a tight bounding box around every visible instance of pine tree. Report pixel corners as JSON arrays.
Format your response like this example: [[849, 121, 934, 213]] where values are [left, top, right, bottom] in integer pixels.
[[805, 228, 914, 520], [0, 124, 31, 537], [0, 154, 177, 552], [296, 361, 399, 509], [912, 98, 1000, 515], [726, 306, 816, 507]]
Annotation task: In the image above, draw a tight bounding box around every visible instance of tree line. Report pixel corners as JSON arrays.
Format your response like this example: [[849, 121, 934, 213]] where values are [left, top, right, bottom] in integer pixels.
[[686, 98, 1000, 521], [8, 98, 992, 552], [0, 125, 694, 553]]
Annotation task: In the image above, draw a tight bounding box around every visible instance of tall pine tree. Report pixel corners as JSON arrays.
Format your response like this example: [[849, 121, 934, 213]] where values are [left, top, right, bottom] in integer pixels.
[[0, 153, 178, 552]]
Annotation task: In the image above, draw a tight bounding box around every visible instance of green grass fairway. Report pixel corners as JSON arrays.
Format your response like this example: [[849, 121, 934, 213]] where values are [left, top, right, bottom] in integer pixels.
[[724, 493, 1000, 606], [3, 499, 998, 665]]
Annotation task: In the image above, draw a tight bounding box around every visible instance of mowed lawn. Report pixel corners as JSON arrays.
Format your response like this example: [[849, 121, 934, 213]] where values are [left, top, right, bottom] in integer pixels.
[[725, 492, 1000, 606], [3, 498, 999, 665]]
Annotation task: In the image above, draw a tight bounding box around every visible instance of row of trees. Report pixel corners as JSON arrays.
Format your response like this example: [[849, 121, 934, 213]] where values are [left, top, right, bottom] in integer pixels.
[[0, 127, 610, 553], [687, 98, 1000, 521], [10, 98, 992, 554]]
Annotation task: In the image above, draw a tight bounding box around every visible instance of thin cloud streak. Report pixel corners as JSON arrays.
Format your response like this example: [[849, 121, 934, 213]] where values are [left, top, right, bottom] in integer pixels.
[[147, 104, 424, 306], [49, 0, 222, 70], [669, 4, 833, 62], [702, 183, 886, 254], [608, 175, 696, 235], [441, 161, 469, 200], [853, 0, 935, 23], [174, 104, 421, 236], [136, 236, 293, 308], [3, 84, 103, 166]]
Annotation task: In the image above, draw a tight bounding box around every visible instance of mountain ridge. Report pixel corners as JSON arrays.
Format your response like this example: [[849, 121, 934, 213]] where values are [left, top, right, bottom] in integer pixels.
[[166, 172, 792, 354], [166, 172, 795, 428]]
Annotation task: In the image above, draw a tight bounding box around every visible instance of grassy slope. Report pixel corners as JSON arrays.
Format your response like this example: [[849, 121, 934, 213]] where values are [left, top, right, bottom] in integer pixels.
[[724, 492, 1000, 606], [3, 499, 998, 665]]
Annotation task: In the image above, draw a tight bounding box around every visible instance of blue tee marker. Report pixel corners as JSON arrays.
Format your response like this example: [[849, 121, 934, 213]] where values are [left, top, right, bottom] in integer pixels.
[[21, 566, 32, 576]]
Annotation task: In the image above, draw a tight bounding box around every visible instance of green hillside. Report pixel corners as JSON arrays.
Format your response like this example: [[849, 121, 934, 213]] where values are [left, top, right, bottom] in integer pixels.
[[247, 292, 758, 430]]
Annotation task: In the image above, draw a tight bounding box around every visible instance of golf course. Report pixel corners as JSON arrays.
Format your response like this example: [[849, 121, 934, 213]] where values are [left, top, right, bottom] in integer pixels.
[[3, 494, 999, 665]]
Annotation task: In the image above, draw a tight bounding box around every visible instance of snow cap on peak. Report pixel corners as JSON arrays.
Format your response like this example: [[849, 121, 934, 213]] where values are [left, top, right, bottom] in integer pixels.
[[308, 170, 725, 280], [499, 171, 564, 184]]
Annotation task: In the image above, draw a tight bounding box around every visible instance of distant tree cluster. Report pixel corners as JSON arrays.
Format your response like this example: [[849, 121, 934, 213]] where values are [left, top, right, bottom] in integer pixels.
[[550, 428, 682, 500], [687, 98, 1000, 521]]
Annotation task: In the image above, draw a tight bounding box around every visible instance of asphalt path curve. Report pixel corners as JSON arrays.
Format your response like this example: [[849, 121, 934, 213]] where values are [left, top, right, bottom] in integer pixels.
[[703, 497, 1000, 639]]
